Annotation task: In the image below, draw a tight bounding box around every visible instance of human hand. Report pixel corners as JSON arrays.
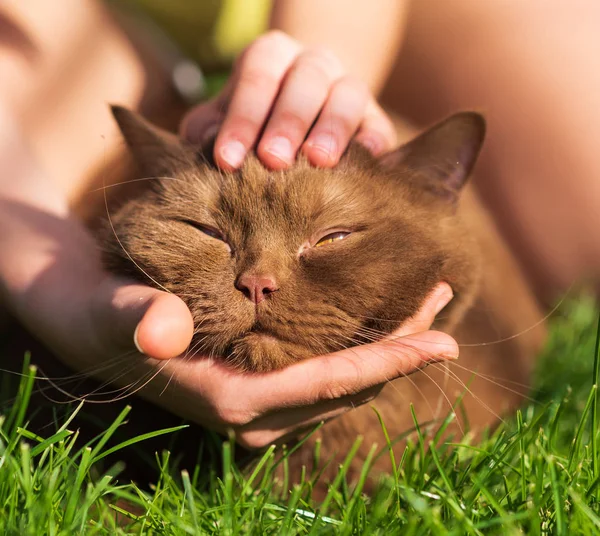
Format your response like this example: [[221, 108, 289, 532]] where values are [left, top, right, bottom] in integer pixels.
[[180, 30, 397, 171], [140, 283, 457, 449], [0, 106, 194, 377]]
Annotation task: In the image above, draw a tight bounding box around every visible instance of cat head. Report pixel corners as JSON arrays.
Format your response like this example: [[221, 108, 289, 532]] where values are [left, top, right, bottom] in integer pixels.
[[101, 106, 485, 371]]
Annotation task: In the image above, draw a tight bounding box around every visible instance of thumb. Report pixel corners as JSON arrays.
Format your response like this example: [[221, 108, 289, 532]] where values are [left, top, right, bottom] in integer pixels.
[[180, 98, 225, 145], [91, 277, 194, 360]]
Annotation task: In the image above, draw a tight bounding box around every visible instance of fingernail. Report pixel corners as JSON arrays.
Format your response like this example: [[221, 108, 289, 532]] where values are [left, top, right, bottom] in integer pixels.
[[220, 140, 246, 168], [265, 136, 294, 164], [440, 352, 459, 361], [307, 134, 337, 160], [133, 324, 145, 355], [434, 287, 454, 316]]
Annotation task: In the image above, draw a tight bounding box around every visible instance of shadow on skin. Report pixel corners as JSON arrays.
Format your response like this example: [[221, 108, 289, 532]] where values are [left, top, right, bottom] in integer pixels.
[[0, 13, 39, 64], [0, 200, 218, 487]]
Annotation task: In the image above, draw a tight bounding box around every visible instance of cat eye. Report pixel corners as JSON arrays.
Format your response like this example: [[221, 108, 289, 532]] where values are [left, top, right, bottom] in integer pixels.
[[314, 231, 351, 248], [182, 220, 227, 242]]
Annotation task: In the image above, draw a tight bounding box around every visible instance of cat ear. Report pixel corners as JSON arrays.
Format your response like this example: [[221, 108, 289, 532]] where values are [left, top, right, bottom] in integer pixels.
[[111, 105, 194, 176], [378, 112, 486, 202]]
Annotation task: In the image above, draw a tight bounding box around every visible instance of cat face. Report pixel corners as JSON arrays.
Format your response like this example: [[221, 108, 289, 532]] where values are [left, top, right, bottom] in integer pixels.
[[102, 108, 485, 372]]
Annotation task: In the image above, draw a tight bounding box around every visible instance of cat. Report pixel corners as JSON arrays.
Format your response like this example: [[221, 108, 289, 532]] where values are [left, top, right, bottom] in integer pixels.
[[95, 106, 546, 483]]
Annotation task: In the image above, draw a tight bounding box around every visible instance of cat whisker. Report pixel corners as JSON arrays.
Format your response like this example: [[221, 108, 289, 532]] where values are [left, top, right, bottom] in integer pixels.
[[406, 356, 464, 435], [87, 175, 183, 193], [436, 360, 538, 402], [334, 328, 528, 434], [428, 361, 506, 426], [159, 332, 209, 395], [37, 356, 147, 404], [365, 343, 484, 436], [102, 172, 171, 294], [333, 288, 571, 351], [456, 304, 554, 347], [0, 350, 145, 411], [376, 340, 463, 433], [180, 329, 210, 361], [74, 357, 153, 400], [85, 359, 172, 403], [332, 333, 455, 430], [0, 349, 138, 384], [342, 326, 535, 418]]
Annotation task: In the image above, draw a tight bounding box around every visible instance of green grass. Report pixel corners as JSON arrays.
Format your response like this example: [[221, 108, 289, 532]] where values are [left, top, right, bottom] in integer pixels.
[[0, 297, 599, 534]]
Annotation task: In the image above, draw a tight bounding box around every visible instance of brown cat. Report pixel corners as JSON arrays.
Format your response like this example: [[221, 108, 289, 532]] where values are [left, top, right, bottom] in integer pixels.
[[97, 106, 545, 483]]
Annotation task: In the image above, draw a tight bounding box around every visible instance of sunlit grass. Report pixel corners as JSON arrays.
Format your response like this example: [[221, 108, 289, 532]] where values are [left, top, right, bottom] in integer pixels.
[[0, 297, 598, 534]]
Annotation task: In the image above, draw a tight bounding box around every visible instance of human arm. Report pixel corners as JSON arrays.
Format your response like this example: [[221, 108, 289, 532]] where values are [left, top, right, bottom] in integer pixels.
[[269, 0, 406, 94], [0, 1, 187, 361]]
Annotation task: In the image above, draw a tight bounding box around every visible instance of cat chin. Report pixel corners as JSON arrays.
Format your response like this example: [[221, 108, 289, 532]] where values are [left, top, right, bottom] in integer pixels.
[[224, 332, 314, 373]]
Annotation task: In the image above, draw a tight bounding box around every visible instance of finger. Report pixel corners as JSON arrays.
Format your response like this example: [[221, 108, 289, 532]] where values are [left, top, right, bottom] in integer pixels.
[[302, 75, 369, 167], [256, 48, 344, 170], [354, 100, 398, 156], [213, 31, 302, 170], [235, 385, 382, 449], [394, 282, 453, 337], [158, 353, 383, 444], [91, 278, 194, 360], [211, 328, 458, 421], [234, 326, 457, 448], [179, 96, 226, 146]]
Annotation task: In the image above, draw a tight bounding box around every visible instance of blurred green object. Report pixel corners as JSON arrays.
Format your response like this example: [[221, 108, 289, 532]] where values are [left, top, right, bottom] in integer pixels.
[[109, 0, 267, 104], [121, 0, 272, 69]]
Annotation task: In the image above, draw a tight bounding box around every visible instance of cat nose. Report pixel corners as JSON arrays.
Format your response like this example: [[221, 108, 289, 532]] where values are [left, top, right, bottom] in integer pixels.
[[235, 273, 279, 304]]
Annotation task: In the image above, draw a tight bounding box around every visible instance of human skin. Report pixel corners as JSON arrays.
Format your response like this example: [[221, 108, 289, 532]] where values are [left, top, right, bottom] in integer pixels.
[[0, 0, 457, 449], [382, 0, 600, 300]]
